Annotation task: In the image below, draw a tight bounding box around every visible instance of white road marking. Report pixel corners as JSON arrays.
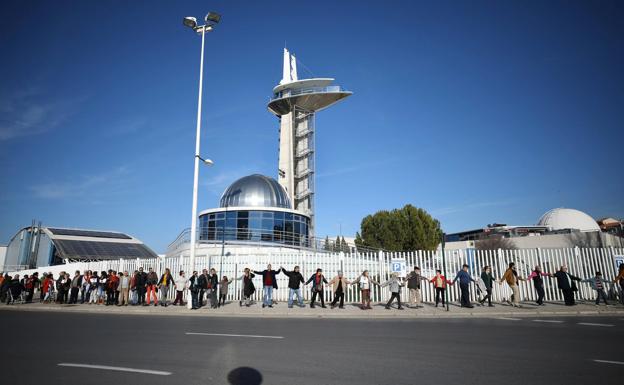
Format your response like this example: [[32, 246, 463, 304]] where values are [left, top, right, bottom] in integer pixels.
[[593, 359, 624, 365], [495, 317, 522, 321], [577, 322, 614, 327], [532, 319, 563, 323], [58, 363, 171, 376], [186, 332, 284, 339]]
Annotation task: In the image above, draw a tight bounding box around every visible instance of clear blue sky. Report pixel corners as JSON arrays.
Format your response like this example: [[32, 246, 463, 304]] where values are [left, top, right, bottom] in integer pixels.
[[1, 0, 622, 253]]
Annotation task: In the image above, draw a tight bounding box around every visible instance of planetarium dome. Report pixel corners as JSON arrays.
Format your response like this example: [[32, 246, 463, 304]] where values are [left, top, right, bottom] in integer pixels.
[[537, 208, 600, 232], [220, 174, 291, 209]]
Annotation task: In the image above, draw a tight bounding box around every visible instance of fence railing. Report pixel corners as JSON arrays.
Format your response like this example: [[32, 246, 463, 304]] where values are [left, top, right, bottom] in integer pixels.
[[5, 247, 624, 305]]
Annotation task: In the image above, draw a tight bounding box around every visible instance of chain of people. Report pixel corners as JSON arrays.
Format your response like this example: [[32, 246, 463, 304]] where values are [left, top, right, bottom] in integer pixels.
[[2, 262, 624, 310]]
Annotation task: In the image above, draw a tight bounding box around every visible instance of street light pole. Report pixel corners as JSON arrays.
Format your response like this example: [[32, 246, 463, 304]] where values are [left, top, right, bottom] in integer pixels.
[[188, 25, 206, 277], [183, 13, 220, 309]]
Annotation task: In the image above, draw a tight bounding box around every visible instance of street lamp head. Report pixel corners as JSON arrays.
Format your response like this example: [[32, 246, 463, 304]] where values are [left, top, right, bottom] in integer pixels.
[[205, 12, 221, 26], [202, 158, 214, 166], [183, 16, 198, 29]]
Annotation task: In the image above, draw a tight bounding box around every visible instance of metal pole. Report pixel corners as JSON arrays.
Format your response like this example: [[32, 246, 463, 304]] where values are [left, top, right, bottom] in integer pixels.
[[187, 27, 206, 309], [219, 205, 227, 279], [441, 232, 449, 311], [189, 26, 206, 275]]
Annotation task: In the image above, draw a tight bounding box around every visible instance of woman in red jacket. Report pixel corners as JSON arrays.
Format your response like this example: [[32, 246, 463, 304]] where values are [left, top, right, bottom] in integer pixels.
[[430, 270, 453, 307]]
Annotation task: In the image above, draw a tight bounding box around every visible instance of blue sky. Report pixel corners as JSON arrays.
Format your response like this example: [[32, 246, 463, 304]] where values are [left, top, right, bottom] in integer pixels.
[[1, 0, 622, 253]]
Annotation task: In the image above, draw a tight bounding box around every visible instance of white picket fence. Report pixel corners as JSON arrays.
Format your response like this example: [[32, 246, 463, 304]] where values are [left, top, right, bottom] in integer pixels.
[[7, 247, 624, 305]]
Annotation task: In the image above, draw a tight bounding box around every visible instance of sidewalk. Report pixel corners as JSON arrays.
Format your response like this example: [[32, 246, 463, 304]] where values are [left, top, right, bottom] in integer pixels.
[[2, 299, 623, 319]]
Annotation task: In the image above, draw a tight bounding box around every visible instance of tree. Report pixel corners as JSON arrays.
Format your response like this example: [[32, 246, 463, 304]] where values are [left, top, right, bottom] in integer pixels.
[[356, 204, 442, 251]]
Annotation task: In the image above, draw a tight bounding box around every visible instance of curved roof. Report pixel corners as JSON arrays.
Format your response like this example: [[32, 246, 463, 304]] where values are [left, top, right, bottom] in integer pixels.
[[537, 208, 600, 232], [220, 174, 292, 209]]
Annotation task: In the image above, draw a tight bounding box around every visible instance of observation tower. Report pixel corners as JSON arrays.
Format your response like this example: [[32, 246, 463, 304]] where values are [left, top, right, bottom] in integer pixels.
[[267, 48, 351, 236]]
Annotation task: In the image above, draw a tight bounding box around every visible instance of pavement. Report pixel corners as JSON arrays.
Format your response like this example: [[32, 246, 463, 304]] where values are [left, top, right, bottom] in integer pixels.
[[0, 309, 623, 385], [1, 298, 623, 319]]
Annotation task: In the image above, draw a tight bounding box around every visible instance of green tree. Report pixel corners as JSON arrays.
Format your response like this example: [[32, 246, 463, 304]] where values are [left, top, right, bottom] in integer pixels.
[[357, 204, 442, 251]]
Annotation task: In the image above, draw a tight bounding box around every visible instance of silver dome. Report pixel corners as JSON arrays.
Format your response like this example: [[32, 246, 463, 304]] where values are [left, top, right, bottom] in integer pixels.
[[219, 174, 292, 209]]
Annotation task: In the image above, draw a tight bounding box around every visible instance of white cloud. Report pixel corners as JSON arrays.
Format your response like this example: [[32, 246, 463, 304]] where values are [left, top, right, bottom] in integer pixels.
[[31, 166, 131, 201], [0, 87, 79, 141]]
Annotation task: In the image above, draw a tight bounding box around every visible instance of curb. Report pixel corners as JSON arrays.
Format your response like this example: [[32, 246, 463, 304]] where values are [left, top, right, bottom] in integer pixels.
[[1, 304, 623, 320]]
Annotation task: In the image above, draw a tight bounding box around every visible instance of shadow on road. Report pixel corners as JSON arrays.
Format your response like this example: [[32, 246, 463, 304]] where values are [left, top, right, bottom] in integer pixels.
[[227, 367, 262, 385]]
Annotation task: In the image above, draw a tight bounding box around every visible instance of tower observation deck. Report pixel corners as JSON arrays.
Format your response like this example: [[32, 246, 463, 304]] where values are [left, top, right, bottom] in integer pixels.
[[267, 48, 352, 236]]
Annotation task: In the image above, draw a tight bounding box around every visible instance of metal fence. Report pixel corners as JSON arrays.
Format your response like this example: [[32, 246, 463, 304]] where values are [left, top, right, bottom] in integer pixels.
[[6, 247, 624, 305]]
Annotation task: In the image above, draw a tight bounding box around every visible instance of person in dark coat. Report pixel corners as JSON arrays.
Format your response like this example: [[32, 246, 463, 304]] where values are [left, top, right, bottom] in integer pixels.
[[197, 269, 209, 308], [525, 265, 551, 305], [236, 268, 256, 307], [6, 275, 22, 304], [281, 265, 305, 308], [551, 265, 581, 306], [305, 268, 328, 308], [134, 267, 147, 305], [188, 271, 200, 310], [253, 264, 281, 308]]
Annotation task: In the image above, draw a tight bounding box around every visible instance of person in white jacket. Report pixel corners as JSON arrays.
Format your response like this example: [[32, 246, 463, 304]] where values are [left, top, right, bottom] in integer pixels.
[[173, 271, 189, 306]]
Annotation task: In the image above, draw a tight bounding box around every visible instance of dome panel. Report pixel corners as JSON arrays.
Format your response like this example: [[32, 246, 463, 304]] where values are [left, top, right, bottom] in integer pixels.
[[537, 208, 600, 232], [220, 174, 292, 209]]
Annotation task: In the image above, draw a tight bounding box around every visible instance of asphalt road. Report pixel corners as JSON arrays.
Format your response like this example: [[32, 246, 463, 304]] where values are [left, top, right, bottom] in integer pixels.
[[0, 310, 622, 385]]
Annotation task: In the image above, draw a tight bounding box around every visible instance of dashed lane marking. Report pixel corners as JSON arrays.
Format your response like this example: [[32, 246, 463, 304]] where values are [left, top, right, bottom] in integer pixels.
[[495, 317, 522, 321], [593, 359, 624, 365], [58, 363, 171, 376], [578, 322, 614, 327], [532, 319, 563, 323], [186, 332, 284, 339]]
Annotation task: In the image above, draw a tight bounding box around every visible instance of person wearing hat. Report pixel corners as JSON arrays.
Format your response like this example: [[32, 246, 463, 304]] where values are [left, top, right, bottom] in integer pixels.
[[583, 271, 610, 306], [328, 270, 351, 309], [305, 268, 328, 308]]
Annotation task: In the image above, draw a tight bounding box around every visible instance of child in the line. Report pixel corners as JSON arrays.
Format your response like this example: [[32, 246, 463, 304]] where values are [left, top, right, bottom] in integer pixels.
[[583, 271, 610, 306], [218, 276, 232, 307]]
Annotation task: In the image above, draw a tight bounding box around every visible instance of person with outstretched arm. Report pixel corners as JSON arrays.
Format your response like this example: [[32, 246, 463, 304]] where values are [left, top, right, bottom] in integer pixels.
[[525, 265, 551, 306], [453, 264, 475, 308], [280, 265, 305, 308], [551, 265, 582, 306], [253, 264, 281, 308], [305, 268, 328, 308]]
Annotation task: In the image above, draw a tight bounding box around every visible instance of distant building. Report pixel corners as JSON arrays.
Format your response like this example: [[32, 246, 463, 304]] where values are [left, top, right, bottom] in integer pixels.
[[2, 226, 158, 271], [444, 208, 624, 250]]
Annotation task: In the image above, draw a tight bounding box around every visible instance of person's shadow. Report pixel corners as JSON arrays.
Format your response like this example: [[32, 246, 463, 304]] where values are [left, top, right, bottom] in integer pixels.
[[227, 367, 263, 385]]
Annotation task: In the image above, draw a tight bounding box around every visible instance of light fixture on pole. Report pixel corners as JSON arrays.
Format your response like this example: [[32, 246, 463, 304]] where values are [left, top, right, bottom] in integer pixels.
[[183, 12, 221, 309]]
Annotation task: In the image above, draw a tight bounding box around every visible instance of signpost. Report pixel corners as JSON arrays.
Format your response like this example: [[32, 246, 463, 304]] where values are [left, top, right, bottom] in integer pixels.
[[391, 258, 407, 278]]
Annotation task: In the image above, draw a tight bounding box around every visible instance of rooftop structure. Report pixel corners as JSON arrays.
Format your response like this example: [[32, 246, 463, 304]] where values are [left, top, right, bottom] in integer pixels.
[[537, 208, 601, 232], [267, 48, 352, 236], [3, 224, 158, 270]]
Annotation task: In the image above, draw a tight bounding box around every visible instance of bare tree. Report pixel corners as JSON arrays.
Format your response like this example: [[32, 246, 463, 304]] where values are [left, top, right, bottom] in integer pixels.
[[475, 235, 516, 250]]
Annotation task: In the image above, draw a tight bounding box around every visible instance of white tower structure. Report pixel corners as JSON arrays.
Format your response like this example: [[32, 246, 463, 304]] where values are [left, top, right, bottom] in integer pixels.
[[268, 48, 352, 237]]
